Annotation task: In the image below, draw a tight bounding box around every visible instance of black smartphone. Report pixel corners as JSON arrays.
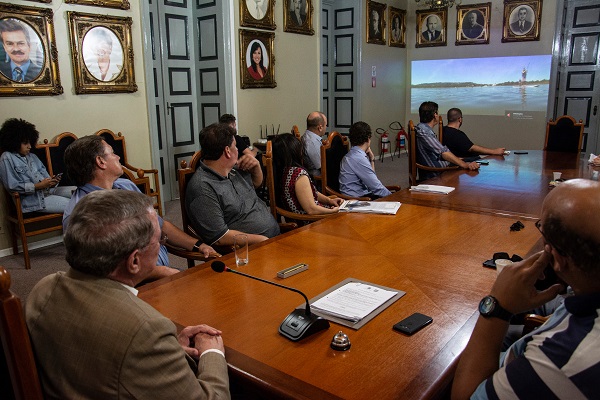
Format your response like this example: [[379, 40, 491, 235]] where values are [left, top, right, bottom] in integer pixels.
[[55, 173, 63, 180], [393, 313, 433, 335]]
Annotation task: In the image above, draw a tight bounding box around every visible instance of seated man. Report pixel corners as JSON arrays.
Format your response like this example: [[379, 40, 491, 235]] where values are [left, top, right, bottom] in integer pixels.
[[186, 123, 280, 247], [63, 135, 216, 279], [442, 108, 505, 158], [301, 111, 327, 177], [452, 179, 600, 399], [415, 101, 479, 180], [339, 121, 392, 199], [26, 190, 230, 399]]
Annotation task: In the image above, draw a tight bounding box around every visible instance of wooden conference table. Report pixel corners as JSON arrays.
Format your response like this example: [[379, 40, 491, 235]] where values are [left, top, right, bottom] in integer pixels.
[[140, 204, 542, 399], [395, 150, 594, 219]]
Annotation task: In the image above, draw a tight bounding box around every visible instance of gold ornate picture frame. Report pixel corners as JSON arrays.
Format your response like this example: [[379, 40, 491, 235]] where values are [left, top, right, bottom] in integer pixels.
[[68, 12, 137, 94], [64, 0, 130, 10], [502, 0, 542, 43], [366, 1, 386, 45], [284, 0, 314, 36], [388, 7, 405, 48], [239, 29, 275, 89], [456, 3, 490, 45], [240, 0, 276, 31], [416, 9, 447, 48], [0, 3, 62, 96]]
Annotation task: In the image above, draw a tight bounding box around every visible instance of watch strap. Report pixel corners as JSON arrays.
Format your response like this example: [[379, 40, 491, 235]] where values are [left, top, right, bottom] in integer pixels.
[[192, 240, 202, 252], [481, 295, 513, 321]]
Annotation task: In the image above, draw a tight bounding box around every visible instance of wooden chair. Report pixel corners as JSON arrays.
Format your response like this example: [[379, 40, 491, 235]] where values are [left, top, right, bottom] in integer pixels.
[[263, 141, 330, 225], [95, 129, 163, 215], [544, 115, 584, 152], [438, 115, 444, 144], [292, 125, 301, 140], [522, 313, 550, 336], [407, 120, 459, 186], [0, 267, 44, 400], [34, 132, 78, 187]]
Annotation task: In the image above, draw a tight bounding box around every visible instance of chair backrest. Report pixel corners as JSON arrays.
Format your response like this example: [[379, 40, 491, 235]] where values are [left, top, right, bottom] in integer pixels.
[[96, 129, 131, 168], [178, 151, 202, 241], [408, 120, 418, 186], [35, 132, 78, 187], [544, 115, 584, 152], [320, 131, 350, 197], [438, 115, 444, 143], [0, 267, 44, 400], [292, 125, 300, 140]]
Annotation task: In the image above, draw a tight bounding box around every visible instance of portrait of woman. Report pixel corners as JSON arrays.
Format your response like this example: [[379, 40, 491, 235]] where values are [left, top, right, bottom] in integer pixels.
[[391, 15, 401, 42], [246, 40, 268, 80], [82, 26, 123, 82]]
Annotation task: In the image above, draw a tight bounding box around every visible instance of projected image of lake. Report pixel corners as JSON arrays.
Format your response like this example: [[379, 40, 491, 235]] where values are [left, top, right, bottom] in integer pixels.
[[411, 55, 552, 116]]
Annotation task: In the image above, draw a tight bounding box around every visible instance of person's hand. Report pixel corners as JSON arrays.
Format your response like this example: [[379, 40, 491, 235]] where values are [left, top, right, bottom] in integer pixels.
[[490, 250, 564, 315], [463, 161, 480, 170], [329, 197, 344, 207], [593, 156, 600, 167], [198, 243, 219, 258], [35, 177, 58, 190], [237, 153, 259, 171], [493, 148, 506, 155], [178, 324, 223, 359], [366, 148, 375, 162]]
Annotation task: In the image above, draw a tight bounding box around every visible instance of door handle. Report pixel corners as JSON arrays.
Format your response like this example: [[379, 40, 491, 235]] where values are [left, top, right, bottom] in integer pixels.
[[594, 105, 597, 116], [166, 102, 173, 115]]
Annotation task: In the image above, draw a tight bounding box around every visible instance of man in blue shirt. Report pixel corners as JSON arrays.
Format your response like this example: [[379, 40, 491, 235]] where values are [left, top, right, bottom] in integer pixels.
[[453, 179, 600, 400], [301, 111, 327, 178], [0, 19, 42, 83], [339, 121, 391, 199]]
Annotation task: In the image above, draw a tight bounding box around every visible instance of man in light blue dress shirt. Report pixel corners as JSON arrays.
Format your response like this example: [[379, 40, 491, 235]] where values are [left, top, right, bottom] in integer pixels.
[[301, 111, 327, 178]]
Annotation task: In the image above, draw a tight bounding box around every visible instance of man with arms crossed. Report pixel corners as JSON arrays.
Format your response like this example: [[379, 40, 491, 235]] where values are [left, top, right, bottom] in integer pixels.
[[443, 108, 505, 158], [186, 123, 279, 247], [452, 179, 600, 399], [26, 190, 230, 399], [301, 111, 327, 178], [0, 19, 41, 82], [63, 135, 216, 279], [415, 101, 479, 180]]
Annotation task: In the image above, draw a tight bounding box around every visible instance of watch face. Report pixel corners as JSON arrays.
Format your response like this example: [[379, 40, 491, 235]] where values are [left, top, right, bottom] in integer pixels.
[[480, 296, 495, 314]]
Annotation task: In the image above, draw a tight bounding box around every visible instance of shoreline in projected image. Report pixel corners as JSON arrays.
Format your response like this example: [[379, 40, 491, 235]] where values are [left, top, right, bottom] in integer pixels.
[[411, 55, 552, 116]]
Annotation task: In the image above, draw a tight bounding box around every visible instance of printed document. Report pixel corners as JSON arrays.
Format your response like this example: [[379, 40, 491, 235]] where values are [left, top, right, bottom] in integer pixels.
[[339, 200, 401, 215]]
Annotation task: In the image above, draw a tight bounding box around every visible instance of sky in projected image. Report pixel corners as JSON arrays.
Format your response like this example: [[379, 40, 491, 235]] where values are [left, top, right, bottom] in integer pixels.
[[411, 55, 552, 116]]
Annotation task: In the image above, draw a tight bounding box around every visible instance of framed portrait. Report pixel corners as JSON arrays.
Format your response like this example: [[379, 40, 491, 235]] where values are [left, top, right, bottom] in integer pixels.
[[388, 7, 405, 48], [416, 8, 447, 48], [67, 12, 137, 94], [502, 0, 542, 43], [284, 0, 314, 36], [366, 1, 386, 45], [24, 0, 51, 3], [456, 3, 490, 45], [240, 0, 276, 31], [64, 0, 130, 10], [239, 29, 275, 89], [0, 3, 62, 97]]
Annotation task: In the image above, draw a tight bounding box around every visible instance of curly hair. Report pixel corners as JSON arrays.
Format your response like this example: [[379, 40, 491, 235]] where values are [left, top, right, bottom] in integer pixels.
[[64, 135, 106, 186], [348, 121, 372, 146], [0, 118, 40, 153]]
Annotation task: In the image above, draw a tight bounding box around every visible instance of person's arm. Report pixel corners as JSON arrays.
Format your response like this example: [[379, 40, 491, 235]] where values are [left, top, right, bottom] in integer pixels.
[[441, 151, 480, 170], [161, 220, 216, 257], [469, 144, 506, 156], [294, 175, 339, 214], [316, 191, 343, 207], [352, 151, 392, 197], [236, 155, 263, 188], [214, 229, 268, 247], [0, 153, 55, 193], [452, 251, 563, 399]]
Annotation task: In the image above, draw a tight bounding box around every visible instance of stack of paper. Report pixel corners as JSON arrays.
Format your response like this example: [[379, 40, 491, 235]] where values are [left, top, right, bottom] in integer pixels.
[[409, 185, 455, 194], [339, 200, 401, 215]]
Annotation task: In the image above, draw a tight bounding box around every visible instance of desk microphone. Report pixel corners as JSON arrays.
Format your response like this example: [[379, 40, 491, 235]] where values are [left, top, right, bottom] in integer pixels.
[[211, 261, 329, 341]]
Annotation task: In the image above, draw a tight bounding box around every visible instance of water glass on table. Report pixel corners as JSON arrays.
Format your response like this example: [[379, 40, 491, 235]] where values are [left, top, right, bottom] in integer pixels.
[[234, 234, 248, 267]]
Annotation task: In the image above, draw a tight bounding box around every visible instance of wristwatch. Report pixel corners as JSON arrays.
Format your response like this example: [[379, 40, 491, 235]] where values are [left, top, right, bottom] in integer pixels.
[[478, 295, 513, 321], [192, 240, 203, 252]]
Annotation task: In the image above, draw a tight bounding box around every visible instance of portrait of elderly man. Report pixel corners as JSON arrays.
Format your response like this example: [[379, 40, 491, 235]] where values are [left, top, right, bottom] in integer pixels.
[[0, 18, 42, 83], [462, 10, 484, 39], [82, 27, 123, 82], [421, 14, 442, 42], [247, 0, 268, 20], [289, 0, 306, 26], [510, 6, 533, 35]]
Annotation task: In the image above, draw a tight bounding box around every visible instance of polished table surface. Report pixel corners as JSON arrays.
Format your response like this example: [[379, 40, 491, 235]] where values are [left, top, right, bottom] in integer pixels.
[[140, 204, 542, 399], [394, 150, 596, 219]]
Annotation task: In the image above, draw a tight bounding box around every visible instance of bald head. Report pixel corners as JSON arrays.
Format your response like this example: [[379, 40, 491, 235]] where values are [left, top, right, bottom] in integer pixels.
[[306, 111, 326, 132]]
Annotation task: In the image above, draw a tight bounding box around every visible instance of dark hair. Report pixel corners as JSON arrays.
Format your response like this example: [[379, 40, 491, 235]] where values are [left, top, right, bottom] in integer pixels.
[[199, 123, 236, 161], [544, 217, 600, 279], [272, 133, 304, 200], [0, 118, 39, 153], [64, 135, 106, 186], [306, 112, 324, 130], [447, 108, 462, 123], [219, 114, 236, 125], [249, 41, 266, 74], [0, 19, 31, 46], [65, 190, 155, 277], [419, 101, 438, 123], [348, 121, 372, 146]]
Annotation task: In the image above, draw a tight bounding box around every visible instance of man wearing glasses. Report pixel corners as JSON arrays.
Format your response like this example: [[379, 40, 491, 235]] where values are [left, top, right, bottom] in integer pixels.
[[453, 179, 600, 399]]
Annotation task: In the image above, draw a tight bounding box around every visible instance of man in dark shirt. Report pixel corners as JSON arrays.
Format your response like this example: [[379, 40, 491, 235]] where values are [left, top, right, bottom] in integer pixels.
[[442, 108, 505, 158]]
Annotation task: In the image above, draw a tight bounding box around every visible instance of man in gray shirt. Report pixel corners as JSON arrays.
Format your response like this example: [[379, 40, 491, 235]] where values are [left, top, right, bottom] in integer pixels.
[[186, 123, 279, 247]]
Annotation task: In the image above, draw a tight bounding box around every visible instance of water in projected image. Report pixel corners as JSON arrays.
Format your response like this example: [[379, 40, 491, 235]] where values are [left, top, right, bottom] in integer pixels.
[[411, 55, 552, 118]]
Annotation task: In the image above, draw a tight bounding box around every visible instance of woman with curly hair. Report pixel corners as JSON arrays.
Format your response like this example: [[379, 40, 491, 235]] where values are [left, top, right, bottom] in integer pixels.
[[0, 118, 74, 213]]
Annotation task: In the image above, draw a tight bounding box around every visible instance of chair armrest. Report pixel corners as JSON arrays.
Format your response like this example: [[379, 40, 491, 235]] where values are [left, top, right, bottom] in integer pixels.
[[164, 243, 221, 261], [385, 185, 401, 192], [279, 222, 298, 232]]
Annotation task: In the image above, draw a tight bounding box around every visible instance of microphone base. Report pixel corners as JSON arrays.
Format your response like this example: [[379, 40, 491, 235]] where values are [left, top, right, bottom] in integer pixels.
[[279, 309, 330, 341]]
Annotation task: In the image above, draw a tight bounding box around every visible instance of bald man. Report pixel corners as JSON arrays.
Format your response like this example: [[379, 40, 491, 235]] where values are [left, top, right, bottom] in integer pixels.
[[301, 111, 327, 177], [452, 179, 600, 399]]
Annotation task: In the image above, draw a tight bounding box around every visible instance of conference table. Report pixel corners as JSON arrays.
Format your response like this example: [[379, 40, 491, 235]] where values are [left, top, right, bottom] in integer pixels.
[[395, 150, 595, 219]]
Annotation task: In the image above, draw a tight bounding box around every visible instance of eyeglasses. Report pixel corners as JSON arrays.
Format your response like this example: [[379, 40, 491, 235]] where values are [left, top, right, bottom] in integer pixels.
[[159, 232, 168, 245], [535, 220, 566, 256]]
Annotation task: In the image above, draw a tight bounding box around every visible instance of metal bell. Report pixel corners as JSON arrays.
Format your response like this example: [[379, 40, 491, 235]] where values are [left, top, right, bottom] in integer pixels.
[[330, 330, 351, 351]]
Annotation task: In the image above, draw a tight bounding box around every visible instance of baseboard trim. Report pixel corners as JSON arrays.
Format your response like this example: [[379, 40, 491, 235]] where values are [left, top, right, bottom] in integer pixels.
[[0, 236, 64, 258]]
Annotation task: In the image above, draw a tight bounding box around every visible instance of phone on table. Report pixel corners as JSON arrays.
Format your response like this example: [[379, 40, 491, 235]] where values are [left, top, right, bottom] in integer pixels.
[[393, 313, 433, 335]]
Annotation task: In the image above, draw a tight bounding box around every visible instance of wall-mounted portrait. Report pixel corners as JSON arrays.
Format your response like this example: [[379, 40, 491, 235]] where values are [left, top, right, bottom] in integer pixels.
[[239, 29, 275, 89], [416, 9, 447, 48], [65, 0, 130, 10], [0, 3, 62, 96], [240, 0, 276, 30], [68, 12, 137, 94], [456, 3, 490, 45], [366, 1, 386, 45], [502, 0, 542, 43], [284, 0, 314, 35], [388, 7, 405, 48]]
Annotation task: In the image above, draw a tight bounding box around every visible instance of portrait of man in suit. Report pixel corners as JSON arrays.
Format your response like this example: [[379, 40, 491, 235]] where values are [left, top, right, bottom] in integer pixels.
[[369, 9, 382, 40], [422, 15, 442, 42], [246, 0, 268, 21], [510, 6, 533, 36], [391, 15, 401, 43], [0, 18, 43, 83], [462, 10, 484, 39], [289, 0, 306, 26]]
